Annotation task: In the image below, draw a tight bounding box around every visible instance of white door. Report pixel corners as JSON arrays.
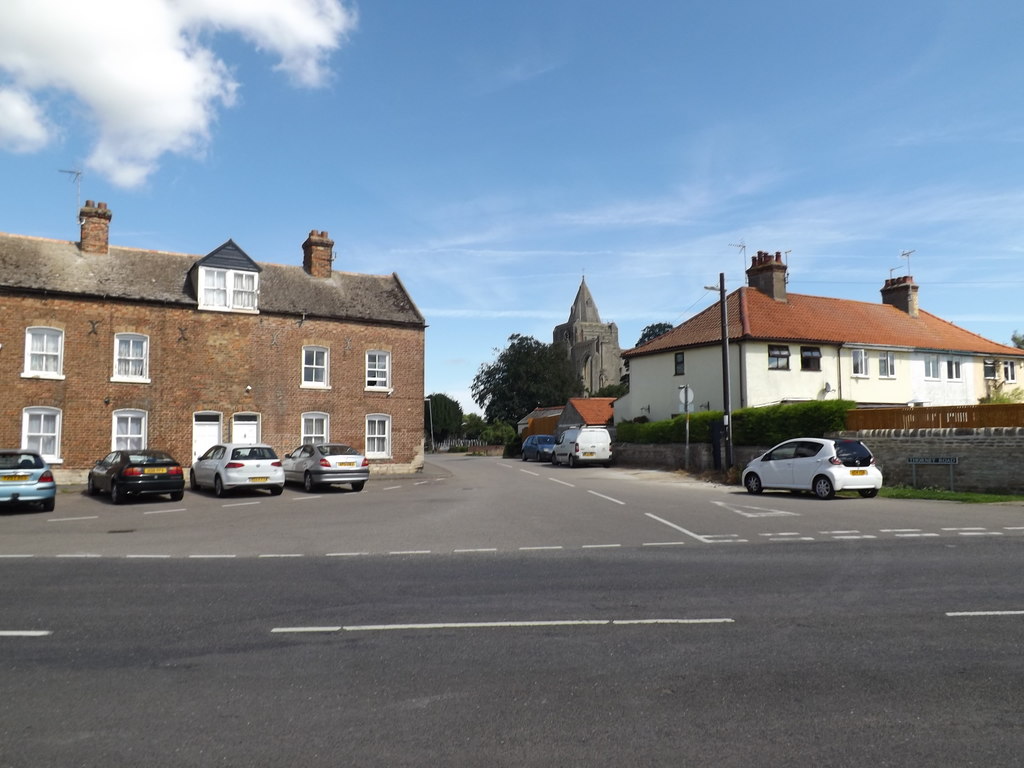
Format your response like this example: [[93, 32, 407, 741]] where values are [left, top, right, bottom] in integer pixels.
[[192, 414, 222, 464], [232, 413, 260, 445]]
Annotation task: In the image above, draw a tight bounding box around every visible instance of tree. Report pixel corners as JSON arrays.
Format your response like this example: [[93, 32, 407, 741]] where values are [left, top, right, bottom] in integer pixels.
[[1013, 330, 1024, 349], [636, 322, 674, 347], [424, 393, 463, 444], [471, 333, 582, 424], [462, 413, 486, 440], [593, 383, 628, 399]]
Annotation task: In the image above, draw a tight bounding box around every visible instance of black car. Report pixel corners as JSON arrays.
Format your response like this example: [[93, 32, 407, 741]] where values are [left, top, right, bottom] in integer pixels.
[[521, 434, 555, 462], [87, 450, 186, 504]]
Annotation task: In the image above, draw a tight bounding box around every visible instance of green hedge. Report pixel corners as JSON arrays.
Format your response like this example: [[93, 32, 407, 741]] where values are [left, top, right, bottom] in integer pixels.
[[617, 400, 856, 446]]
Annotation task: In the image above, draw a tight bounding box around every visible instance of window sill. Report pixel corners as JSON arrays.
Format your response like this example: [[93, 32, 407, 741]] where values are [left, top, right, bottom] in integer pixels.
[[197, 305, 260, 314], [365, 386, 393, 394], [110, 376, 152, 384], [300, 383, 331, 390], [21, 372, 66, 381]]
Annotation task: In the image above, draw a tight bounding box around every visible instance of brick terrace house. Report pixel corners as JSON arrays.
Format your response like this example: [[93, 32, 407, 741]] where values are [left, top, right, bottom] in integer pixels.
[[0, 202, 427, 481]]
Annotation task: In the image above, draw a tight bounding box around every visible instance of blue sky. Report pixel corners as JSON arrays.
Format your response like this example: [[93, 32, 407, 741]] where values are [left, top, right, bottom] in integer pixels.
[[2, 0, 1023, 415]]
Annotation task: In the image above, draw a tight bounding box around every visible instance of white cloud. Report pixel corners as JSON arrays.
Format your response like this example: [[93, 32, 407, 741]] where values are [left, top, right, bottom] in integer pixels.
[[0, 0, 356, 187]]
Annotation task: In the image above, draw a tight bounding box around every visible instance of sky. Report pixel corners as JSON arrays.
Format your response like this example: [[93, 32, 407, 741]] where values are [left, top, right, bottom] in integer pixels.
[[2, 0, 1024, 416]]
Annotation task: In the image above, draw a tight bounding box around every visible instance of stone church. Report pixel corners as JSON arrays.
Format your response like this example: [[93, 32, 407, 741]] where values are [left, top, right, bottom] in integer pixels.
[[553, 279, 623, 395]]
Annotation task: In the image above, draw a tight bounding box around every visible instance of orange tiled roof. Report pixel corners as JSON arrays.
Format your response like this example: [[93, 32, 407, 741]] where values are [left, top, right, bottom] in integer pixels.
[[624, 287, 1024, 358], [569, 397, 616, 424]]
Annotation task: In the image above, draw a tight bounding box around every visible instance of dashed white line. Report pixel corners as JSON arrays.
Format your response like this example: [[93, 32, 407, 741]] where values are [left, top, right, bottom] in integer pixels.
[[125, 554, 171, 559], [453, 548, 498, 553], [143, 508, 185, 515], [520, 469, 541, 477], [188, 554, 237, 559], [389, 550, 431, 555], [0, 554, 34, 559], [946, 611, 1024, 618], [47, 516, 98, 523], [222, 502, 261, 508], [641, 541, 687, 547], [894, 533, 940, 538], [0, 630, 52, 637], [548, 478, 575, 488], [271, 626, 342, 633], [587, 490, 625, 505], [56, 553, 101, 558], [326, 552, 369, 557], [520, 546, 563, 551], [381, 485, 403, 491], [258, 553, 304, 558], [582, 544, 621, 549]]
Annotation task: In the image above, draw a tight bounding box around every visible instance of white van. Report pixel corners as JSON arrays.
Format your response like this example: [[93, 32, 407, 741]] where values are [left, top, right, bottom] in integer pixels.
[[551, 426, 612, 468]]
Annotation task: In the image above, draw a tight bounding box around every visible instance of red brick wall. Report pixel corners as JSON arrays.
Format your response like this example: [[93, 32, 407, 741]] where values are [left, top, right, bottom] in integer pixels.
[[0, 292, 425, 473]]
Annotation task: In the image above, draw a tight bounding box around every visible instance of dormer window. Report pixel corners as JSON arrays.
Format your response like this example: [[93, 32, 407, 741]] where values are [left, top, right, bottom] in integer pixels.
[[199, 266, 259, 312]]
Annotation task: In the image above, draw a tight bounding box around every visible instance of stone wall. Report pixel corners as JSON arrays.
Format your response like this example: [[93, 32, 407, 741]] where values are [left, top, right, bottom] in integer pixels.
[[614, 427, 1024, 494]]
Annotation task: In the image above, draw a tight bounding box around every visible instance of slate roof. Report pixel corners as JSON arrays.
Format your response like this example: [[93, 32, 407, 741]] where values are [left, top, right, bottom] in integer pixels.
[[0, 232, 426, 327], [624, 286, 1023, 359], [567, 397, 616, 425]]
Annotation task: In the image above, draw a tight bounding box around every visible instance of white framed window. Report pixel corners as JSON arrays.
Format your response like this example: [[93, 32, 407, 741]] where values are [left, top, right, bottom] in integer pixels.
[[879, 351, 895, 378], [302, 346, 329, 388], [1003, 360, 1017, 383], [800, 347, 821, 372], [302, 412, 329, 444], [23, 327, 64, 379], [366, 414, 391, 458], [113, 409, 147, 451], [925, 355, 941, 380], [366, 351, 391, 389], [199, 267, 259, 312], [852, 348, 868, 377], [112, 333, 150, 382], [768, 345, 790, 371], [22, 407, 61, 461], [946, 358, 962, 381], [984, 360, 997, 380]]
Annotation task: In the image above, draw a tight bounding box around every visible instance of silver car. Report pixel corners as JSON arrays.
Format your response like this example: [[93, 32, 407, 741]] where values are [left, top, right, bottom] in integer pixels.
[[281, 443, 369, 492], [190, 443, 285, 497]]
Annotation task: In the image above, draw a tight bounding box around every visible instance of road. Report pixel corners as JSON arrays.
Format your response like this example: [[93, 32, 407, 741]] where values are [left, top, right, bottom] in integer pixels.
[[1, 455, 1022, 767]]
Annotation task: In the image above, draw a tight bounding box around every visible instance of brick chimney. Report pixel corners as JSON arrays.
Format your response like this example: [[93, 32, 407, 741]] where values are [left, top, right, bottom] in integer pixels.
[[302, 230, 334, 278], [79, 200, 112, 254], [745, 250, 788, 301], [880, 274, 919, 318]]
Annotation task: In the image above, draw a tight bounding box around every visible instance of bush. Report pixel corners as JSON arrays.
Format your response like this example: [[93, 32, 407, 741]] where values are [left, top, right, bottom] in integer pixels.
[[617, 399, 857, 446]]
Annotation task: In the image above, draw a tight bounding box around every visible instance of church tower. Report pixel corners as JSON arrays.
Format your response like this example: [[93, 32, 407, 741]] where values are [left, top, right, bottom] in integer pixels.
[[553, 278, 623, 395]]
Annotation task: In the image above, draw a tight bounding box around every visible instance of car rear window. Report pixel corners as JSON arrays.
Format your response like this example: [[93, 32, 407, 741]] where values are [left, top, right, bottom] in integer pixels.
[[538, 436, 554, 445], [833, 440, 874, 467], [0, 453, 43, 469], [129, 452, 175, 464], [319, 444, 357, 456], [232, 447, 278, 460]]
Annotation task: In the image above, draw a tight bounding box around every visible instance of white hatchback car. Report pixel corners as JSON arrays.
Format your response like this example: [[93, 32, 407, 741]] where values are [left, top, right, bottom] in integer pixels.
[[741, 437, 882, 500], [190, 443, 285, 497]]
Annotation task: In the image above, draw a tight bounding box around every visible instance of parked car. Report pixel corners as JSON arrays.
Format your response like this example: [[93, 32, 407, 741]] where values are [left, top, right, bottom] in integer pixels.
[[521, 434, 555, 462], [281, 443, 370, 492], [0, 449, 56, 512], [87, 450, 185, 504], [741, 437, 883, 500], [190, 443, 285, 497], [551, 426, 613, 468]]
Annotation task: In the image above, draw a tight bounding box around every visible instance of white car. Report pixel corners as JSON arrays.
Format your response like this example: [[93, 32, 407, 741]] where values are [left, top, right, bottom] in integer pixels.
[[551, 426, 613, 468], [190, 443, 285, 497], [741, 437, 882, 500]]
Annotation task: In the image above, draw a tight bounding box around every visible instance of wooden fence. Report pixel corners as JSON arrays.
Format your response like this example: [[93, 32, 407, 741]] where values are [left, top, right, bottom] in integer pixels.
[[845, 403, 1024, 431]]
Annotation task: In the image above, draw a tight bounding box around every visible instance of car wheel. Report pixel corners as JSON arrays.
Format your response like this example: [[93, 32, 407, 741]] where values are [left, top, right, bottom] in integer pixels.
[[813, 475, 836, 500], [269, 485, 284, 496], [86, 475, 99, 495], [40, 498, 55, 512], [190, 470, 199, 491], [567, 454, 576, 468], [214, 475, 225, 497], [521, 452, 528, 462], [110, 482, 125, 505], [169, 490, 184, 502], [551, 453, 558, 466], [858, 488, 879, 498], [351, 481, 366, 492], [744, 473, 763, 495], [303, 473, 317, 493]]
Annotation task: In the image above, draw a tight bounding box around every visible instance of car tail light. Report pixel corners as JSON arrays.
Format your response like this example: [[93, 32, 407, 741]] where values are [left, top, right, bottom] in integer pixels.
[[319, 458, 331, 468], [361, 458, 369, 467], [123, 467, 143, 476], [225, 462, 244, 469], [828, 457, 842, 465], [168, 466, 183, 476], [39, 470, 54, 483], [573, 442, 581, 453], [271, 460, 282, 467]]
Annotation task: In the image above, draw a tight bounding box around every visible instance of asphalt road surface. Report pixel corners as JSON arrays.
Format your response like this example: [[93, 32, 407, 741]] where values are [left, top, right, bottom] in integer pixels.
[[1, 455, 1022, 767]]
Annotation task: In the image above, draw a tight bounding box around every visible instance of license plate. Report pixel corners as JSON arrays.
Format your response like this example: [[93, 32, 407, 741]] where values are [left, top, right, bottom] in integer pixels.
[[850, 469, 867, 476], [583, 452, 595, 457], [249, 476, 268, 483], [336, 461, 356, 467], [143, 467, 167, 474], [2, 475, 29, 482]]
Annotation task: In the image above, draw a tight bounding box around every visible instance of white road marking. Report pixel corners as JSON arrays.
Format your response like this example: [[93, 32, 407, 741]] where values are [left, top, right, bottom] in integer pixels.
[[520, 546, 563, 551], [126, 554, 171, 559], [0, 630, 52, 637], [414, 481, 430, 486], [582, 544, 621, 549], [56, 553, 101, 558], [389, 550, 431, 555], [290, 496, 322, 501], [259, 553, 304, 558], [612, 618, 734, 625], [831, 535, 877, 540], [942, 527, 987, 531], [820, 530, 861, 535], [336, 619, 734, 632], [520, 469, 541, 477], [587, 490, 625, 505], [0, 554, 34, 558], [382, 485, 403, 491], [453, 548, 498, 553], [272, 626, 342, 633], [143, 508, 184, 514], [47, 516, 98, 523], [223, 502, 261, 508], [946, 611, 1024, 618], [641, 541, 686, 547], [958, 531, 1004, 536], [548, 478, 575, 488], [188, 554, 237, 559], [881, 529, 922, 533], [645, 514, 746, 544], [894, 533, 940, 538], [712, 500, 798, 518], [326, 552, 369, 557]]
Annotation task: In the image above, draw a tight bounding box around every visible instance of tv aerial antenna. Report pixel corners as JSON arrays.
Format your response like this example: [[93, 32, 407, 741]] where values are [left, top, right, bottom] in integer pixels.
[[729, 240, 746, 271], [59, 168, 83, 216], [900, 249, 914, 275]]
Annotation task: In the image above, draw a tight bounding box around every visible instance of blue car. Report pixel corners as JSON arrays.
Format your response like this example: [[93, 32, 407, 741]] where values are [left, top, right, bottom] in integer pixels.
[[0, 450, 56, 512], [521, 434, 555, 462]]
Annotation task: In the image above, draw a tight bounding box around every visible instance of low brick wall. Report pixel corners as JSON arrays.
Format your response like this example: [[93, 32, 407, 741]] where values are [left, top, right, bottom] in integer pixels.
[[615, 427, 1024, 494]]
